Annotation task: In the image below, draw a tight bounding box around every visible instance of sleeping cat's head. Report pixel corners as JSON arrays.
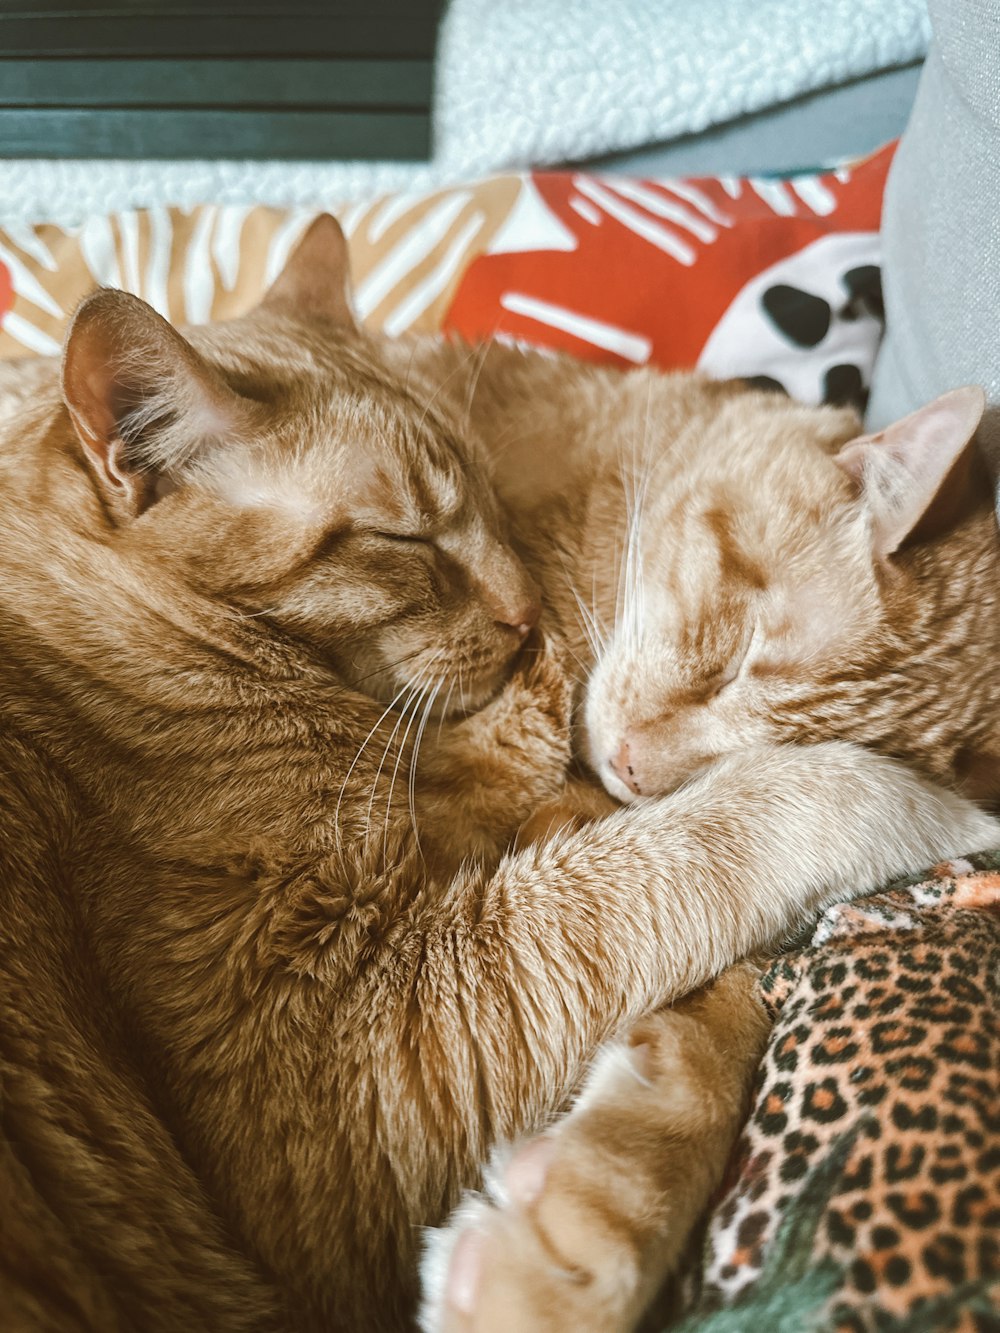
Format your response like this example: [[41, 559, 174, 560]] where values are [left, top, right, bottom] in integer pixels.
[[57, 216, 538, 713], [584, 387, 999, 802]]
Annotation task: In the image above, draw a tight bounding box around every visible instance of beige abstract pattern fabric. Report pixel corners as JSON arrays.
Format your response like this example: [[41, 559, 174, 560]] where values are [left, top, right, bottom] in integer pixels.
[[0, 177, 524, 359]]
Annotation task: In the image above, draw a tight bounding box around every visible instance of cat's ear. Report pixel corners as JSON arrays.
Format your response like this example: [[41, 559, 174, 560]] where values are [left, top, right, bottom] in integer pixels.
[[258, 213, 356, 328], [834, 386, 987, 558], [62, 288, 249, 522]]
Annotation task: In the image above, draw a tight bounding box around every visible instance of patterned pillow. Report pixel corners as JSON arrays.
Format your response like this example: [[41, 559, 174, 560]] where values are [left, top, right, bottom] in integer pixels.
[[0, 145, 893, 412]]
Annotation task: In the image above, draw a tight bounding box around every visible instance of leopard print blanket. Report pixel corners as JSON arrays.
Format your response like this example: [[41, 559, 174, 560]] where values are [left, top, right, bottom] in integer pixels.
[[680, 853, 1000, 1333]]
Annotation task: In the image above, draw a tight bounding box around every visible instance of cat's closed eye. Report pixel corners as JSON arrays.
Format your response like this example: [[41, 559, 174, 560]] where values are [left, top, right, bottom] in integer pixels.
[[709, 622, 761, 696], [374, 531, 430, 547]]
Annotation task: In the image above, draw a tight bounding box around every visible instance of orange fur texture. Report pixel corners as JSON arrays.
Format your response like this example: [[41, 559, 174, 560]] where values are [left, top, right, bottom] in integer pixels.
[[1, 219, 998, 1333]]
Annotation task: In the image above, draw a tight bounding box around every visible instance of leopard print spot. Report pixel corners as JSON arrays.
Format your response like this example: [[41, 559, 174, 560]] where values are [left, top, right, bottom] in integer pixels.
[[826, 1207, 855, 1247], [736, 1211, 769, 1250], [754, 1084, 791, 1135], [939, 1029, 991, 1069], [922, 1232, 967, 1283], [802, 1078, 849, 1123], [884, 1054, 935, 1090], [841, 1157, 876, 1197], [883, 1254, 912, 1286], [779, 1150, 810, 1183], [945, 948, 979, 975], [814, 960, 850, 989], [774, 1032, 800, 1073], [930, 1161, 969, 1184], [921, 997, 972, 1024], [884, 1143, 925, 1182], [854, 951, 892, 981], [886, 1190, 941, 1229], [813, 1028, 859, 1065], [870, 1224, 900, 1249], [896, 970, 933, 994], [857, 1082, 888, 1108], [904, 948, 944, 973], [890, 1102, 938, 1133], [942, 972, 986, 1004], [849, 1256, 877, 1294], [951, 1184, 990, 1227], [871, 1020, 927, 1053]]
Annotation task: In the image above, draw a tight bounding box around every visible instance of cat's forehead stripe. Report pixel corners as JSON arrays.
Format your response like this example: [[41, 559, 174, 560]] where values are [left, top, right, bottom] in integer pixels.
[[701, 506, 768, 591]]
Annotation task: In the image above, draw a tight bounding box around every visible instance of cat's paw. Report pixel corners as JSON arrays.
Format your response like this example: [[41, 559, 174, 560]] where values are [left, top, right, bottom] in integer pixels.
[[419, 1077, 648, 1333], [420, 976, 765, 1333]]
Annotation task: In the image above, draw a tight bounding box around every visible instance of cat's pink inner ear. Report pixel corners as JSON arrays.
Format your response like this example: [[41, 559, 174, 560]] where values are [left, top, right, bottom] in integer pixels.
[[259, 213, 356, 328], [62, 288, 244, 521], [834, 385, 987, 558]]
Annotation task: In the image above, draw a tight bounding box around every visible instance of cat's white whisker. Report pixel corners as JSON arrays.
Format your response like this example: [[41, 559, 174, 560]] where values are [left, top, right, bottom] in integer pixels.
[[382, 678, 434, 868], [407, 679, 442, 864], [223, 602, 285, 622], [380, 682, 426, 867], [436, 680, 456, 740], [334, 673, 417, 850], [462, 341, 492, 429], [379, 650, 445, 867], [414, 343, 480, 439], [365, 675, 426, 851]]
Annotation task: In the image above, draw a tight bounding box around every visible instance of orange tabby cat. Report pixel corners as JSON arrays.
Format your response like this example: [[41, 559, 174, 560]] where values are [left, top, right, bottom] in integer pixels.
[[398, 343, 1000, 1329], [0, 217, 995, 1333]]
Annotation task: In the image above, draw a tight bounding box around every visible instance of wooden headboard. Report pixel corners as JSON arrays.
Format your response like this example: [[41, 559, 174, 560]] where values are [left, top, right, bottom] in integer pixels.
[[0, 0, 443, 159]]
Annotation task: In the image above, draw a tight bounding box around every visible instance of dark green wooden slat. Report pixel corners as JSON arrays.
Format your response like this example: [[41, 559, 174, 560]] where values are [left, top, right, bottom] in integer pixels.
[[1, 2, 442, 15], [0, 106, 432, 158], [0, 58, 433, 107], [0, 11, 443, 58]]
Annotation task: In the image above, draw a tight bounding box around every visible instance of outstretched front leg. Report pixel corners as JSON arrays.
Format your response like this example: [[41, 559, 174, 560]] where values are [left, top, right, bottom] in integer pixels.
[[420, 964, 770, 1333]]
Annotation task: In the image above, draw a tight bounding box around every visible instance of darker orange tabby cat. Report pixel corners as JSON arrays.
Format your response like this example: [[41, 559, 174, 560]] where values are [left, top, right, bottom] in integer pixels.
[[0, 218, 994, 1333]]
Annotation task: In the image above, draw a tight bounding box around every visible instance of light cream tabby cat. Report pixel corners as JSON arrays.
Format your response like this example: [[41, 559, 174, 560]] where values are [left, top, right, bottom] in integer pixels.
[[0, 216, 996, 1333], [383, 343, 1000, 1329]]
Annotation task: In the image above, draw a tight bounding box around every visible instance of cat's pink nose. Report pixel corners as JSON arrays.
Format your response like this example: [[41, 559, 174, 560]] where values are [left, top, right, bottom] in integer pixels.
[[609, 739, 642, 795], [497, 598, 540, 639]]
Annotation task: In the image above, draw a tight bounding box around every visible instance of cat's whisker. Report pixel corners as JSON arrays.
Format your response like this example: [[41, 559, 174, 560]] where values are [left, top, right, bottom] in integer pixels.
[[380, 681, 426, 868], [381, 675, 437, 869], [407, 679, 442, 864], [436, 680, 456, 740], [334, 672, 419, 850], [364, 671, 430, 852], [351, 646, 429, 690], [591, 571, 609, 652], [571, 587, 603, 663], [555, 551, 604, 666], [222, 602, 285, 622], [462, 341, 492, 430], [413, 342, 481, 439], [620, 457, 651, 654], [379, 650, 445, 867], [363, 689, 418, 845]]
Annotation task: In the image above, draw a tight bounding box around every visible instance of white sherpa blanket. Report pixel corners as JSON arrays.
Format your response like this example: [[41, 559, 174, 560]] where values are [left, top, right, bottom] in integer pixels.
[[0, 0, 929, 226]]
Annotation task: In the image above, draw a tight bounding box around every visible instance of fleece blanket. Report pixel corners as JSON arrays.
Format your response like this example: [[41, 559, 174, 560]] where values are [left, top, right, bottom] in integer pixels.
[[676, 858, 1000, 1333], [0, 0, 929, 227]]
